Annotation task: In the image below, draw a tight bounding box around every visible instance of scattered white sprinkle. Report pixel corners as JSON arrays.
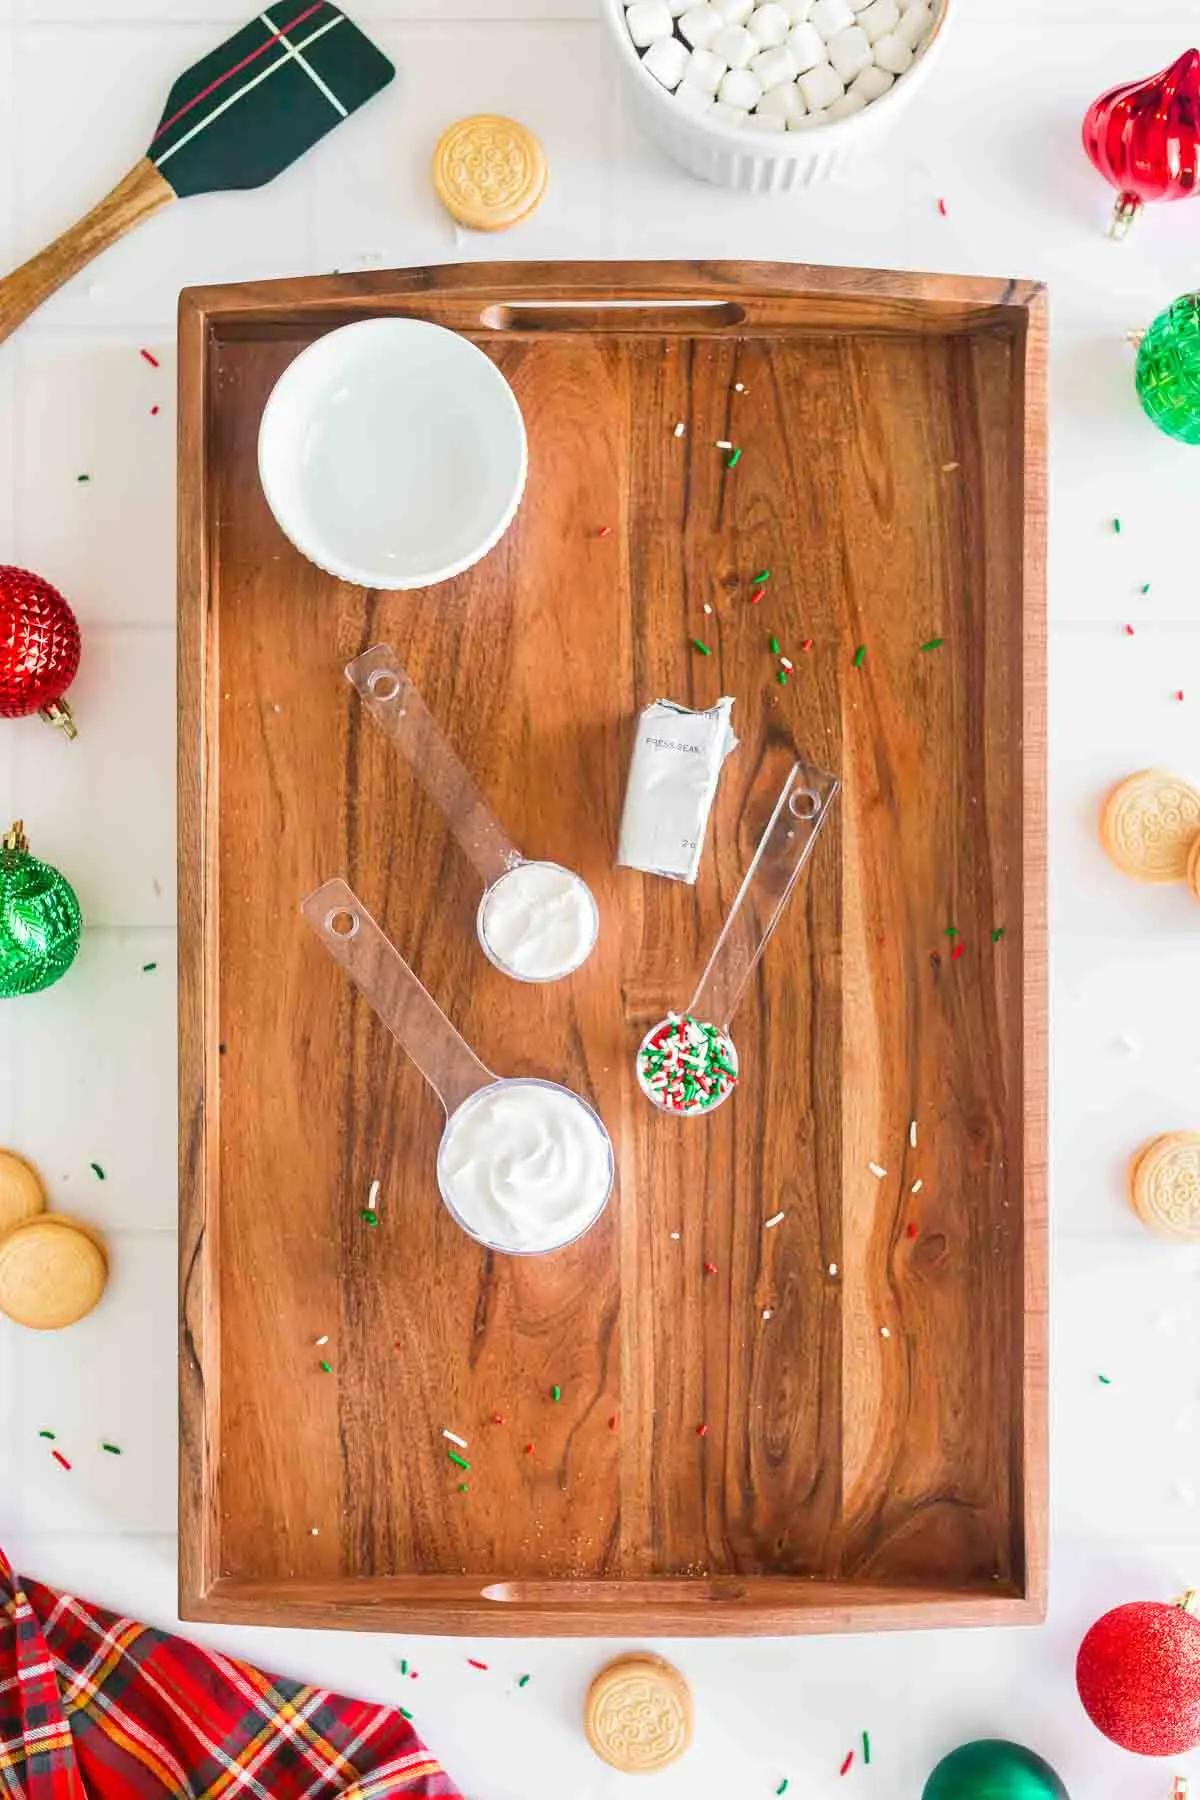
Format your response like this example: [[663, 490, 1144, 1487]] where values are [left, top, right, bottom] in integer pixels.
[[910, 1179, 923, 1195], [703, 604, 713, 615], [674, 421, 686, 438], [443, 1429, 468, 1449], [868, 1162, 887, 1180], [310, 1527, 320, 1535], [1114, 1033, 1139, 1055], [734, 382, 745, 393], [368, 1178, 381, 1210], [764, 1210, 785, 1230], [880, 1326, 891, 1339], [762, 1308, 772, 1320], [909, 1120, 917, 1148], [670, 1230, 681, 1240], [1175, 1477, 1197, 1505], [715, 439, 733, 450], [828, 1262, 839, 1277], [315, 1335, 329, 1347]]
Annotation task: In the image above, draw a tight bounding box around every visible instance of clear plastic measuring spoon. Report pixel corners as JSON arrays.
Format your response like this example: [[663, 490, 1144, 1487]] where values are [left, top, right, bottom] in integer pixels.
[[302, 878, 613, 1254], [636, 755, 840, 1118], [345, 643, 599, 984]]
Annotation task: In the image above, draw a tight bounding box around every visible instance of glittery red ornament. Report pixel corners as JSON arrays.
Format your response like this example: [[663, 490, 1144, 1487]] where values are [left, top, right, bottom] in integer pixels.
[[1083, 50, 1200, 237], [0, 566, 80, 738], [1076, 1598, 1200, 1756]]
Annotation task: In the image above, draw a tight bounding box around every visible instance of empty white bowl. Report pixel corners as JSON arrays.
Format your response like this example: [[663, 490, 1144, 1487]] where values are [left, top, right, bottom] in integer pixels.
[[258, 316, 527, 590]]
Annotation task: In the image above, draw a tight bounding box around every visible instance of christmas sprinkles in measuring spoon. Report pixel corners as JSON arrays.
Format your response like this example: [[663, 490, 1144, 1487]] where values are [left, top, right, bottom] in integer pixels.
[[636, 1014, 739, 1115]]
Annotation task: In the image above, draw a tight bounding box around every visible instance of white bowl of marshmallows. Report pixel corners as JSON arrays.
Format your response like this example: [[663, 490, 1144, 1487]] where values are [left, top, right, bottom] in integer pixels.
[[602, 0, 949, 189]]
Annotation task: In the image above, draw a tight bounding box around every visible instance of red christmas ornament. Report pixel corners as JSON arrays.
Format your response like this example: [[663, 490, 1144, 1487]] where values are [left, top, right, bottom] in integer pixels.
[[1076, 1596, 1200, 1756], [1083, 50, 1200, 237], [0, 566, 80, 739]]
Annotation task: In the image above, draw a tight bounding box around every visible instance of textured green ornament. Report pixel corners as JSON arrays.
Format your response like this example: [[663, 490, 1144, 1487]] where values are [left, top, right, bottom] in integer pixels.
[[1136, 292, 1200, 444], [0, 821, 81, 997], [922, 1740, 1070, 1800]]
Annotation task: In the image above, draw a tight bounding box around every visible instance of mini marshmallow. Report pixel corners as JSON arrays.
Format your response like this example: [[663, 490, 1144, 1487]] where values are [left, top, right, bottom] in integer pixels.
[[684, 44, 728, 87], [895, 2, 931, 46], [710, 99, 749, 123], [665, 0, 693, 12], [786, 21, 824, 69], [679, 4, 723, 46], [674, 78, 716, 112], [718, 64, 762, 105], [781, 0, 814, 16], [872, 29, 912, 71], [810, 0, 854, 35], [711, 21, 757, 64], [826, 88, 867, 116], [751, 43, 796, 87], [757, 77, 807, 120], [744, 111, 787, 130], [747, 2, 790, 46], [850, 61, 894, 99], [798, 58, 843, 108], [626, 0, 674, 45], [643, 33, 690, 85], [712, 0, 756, 20], [790, 108, 827, 126], [856, 0, 898, 41], [826, 23, 871, 78]]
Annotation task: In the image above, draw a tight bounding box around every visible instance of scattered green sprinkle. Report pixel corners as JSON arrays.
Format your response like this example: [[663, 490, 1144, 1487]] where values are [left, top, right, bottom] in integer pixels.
[[551, 1385, 561, 1402], [852, 644, 866, 668], [458, 1482, 469, 1492], [919, 637, 944, 652], [399, 1707, 413, 1721], [991, 927, 1005, 942], [518, 1674, 531, 1688], [777, 671, 788, 685], [101, 1443, 122, 1455], [319, 1360, 333, 1373], [38, 1430, 55, 1440], [90, 1162, 106, 1180], [863, 1731, 871, 1765], [1098, 1374, 1112, 1385], [400, 1659, 408, 1674], [777, 1782, 790, 1796], [76, 474, 90, 483], [360, 1209, 378, 1225], [726, 447, 742, 469], [448, 1450, 471, 1470], [142, 961, 157, 972], [752, 568, 770, 583], [1141, 582, 1151, 594], [945, 926, 959, 939], [1113, 517, 1121, 533], [692, 638, 712, 656], [770, 636, 780, 654]]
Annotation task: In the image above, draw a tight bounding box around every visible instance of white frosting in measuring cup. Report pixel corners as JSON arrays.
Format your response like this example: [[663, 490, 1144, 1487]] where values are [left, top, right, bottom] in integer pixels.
[[477, 860, 598, 982], [437, 1079, 612, 1253]]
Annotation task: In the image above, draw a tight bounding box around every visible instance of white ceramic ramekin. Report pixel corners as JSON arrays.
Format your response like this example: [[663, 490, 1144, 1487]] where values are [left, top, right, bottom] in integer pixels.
[[602, 0, 951, 191]]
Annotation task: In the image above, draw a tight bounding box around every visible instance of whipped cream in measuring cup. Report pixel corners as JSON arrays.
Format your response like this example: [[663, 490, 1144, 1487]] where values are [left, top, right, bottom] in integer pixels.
[[477, 860, 599, 982], [437, 1078, 613, 1253]]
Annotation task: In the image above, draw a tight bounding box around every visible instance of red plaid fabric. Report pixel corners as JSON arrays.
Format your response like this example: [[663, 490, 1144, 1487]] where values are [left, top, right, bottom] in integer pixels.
[[0, 1548, 463, 1799]]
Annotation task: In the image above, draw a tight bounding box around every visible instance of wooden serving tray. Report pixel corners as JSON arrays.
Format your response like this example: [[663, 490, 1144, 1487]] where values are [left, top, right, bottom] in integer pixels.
[[179, 261, 1046, 1635]]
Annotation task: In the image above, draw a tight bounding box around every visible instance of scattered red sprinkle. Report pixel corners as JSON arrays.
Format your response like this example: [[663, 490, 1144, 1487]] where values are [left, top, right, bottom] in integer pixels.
[[936, 198, 947, 217], [51, 1450, 72, 1471], [840, 1752, 855, 1777], [1124, 623, 1135, 636], [394, 1340, 402, 1350], [950, 942, 965, 962], [596, 525, 612, 538], [1176, 690, 1186, 701], [906, 1222, 919, 1239], [492, 1413, 506, 1424], [696, 1423, 709, 1437], [524, 1442, 535, 1454], [150, 404, 160, 416], [139, 348, 160, 367], [801, 638, 813, 651], [609, 1415, 619, 1430], [410, 1671, 419, 1680], [467, 1659, 489, 1671], [750, 587, 766, 605], [703, 1261, 718, 1275]]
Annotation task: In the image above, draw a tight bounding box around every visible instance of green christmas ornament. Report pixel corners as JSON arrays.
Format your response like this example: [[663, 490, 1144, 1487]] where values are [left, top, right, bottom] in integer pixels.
[[922, 1740, 1070, 1800], [0, 820, 81, 997], [1136, 292, 1200, 444]]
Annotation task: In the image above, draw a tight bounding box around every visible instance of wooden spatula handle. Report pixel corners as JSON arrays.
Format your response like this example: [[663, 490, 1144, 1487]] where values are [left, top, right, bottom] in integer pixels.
[[0, 158, 174, 347]]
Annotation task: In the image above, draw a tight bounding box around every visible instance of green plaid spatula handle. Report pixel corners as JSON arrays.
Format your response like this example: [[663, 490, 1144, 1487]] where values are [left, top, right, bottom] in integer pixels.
[[0, 2, 394, 346]]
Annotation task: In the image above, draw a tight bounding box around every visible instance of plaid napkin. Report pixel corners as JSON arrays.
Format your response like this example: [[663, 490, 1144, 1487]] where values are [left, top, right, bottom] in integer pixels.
[[0, 1547, 462, 1799]]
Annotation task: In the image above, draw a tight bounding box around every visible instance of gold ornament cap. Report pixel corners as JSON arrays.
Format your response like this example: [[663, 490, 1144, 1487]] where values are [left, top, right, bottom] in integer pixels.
[[432, 115, 547, 232]]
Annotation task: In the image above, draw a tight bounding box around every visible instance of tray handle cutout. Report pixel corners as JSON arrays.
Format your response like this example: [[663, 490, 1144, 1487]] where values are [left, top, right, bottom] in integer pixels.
[[480, 299, 745, 333]]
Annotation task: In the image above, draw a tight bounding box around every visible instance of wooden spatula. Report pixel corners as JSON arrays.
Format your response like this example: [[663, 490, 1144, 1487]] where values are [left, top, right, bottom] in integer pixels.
[[0, 2, 394, 346]]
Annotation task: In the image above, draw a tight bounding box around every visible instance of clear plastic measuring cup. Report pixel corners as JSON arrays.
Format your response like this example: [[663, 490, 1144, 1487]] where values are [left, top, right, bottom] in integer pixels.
[[302, 879, 613, 1254], [345, 644, 599, 984], [636, 753, 840, 1118]]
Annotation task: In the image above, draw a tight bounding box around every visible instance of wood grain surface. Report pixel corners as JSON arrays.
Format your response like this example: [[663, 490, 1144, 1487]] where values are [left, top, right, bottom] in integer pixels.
[[178, 261, 1047, 1635]]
